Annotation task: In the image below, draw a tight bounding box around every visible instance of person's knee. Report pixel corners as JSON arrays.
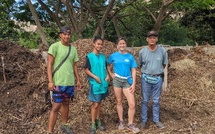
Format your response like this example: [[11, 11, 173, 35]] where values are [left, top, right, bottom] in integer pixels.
[[142, 99, 149, 104], [129, 102, 135, 110], [92, 102, 100, 109], [152, 100, 160, 106], [62, 98, 70, 106], [116, 99, 122, 106], [51, 104, 61, 113]]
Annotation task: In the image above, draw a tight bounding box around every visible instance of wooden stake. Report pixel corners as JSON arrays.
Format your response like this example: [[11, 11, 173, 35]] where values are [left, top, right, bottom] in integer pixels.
[[1, 56, 6, 83], [163, 66, 168, 91]]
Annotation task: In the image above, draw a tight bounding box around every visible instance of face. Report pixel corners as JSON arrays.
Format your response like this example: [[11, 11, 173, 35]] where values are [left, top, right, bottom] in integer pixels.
[[117, 39, 127, 51], [146, 36, 158, 46], [93, 39, 103, 52], [59, 31, 71, 44]]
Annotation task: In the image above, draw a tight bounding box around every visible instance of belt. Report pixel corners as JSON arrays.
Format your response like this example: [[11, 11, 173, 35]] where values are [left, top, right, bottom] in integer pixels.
[[114, 73, 129, 79], [144, 73, 163, 77]]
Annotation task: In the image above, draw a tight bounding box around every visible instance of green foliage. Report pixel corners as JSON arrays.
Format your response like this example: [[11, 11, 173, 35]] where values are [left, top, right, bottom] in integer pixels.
[[82, 18, 97, 38], [180, 9, 215, 45], [0, 20, 19, 40], [17, 30, 40, 49], [43, 25, 60, 45], [159, 21, 193, 46], [169, 0, 215, 10], [0, 0, 19, 40], [103, 21, 118, 43], [116, 2, 154, 47], [1, 0, 214, 49]]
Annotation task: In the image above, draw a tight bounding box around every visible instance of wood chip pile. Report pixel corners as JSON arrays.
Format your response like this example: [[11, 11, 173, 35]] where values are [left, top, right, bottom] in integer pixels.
[[0, 39, 215, 134], [0, 40, 48, 133]]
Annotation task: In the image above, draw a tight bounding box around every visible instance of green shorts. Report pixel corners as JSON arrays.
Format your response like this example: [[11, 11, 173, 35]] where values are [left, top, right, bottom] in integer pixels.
[[112, 77, 130, 89], [88, 84, 108, 102]]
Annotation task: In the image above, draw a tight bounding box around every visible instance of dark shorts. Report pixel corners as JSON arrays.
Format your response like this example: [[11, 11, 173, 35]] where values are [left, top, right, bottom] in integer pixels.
[[112, 77, 130, 89], [53, 86, 74, 103], [88, 84, 108, 103]]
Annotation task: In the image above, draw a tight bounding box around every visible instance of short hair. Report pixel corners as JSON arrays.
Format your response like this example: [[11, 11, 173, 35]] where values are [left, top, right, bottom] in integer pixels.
[[59, 26, 71, 34]]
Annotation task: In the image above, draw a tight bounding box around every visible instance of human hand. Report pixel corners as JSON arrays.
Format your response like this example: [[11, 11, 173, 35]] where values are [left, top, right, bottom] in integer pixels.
[[110, 73, 115, 79], [105, 75, 110, 81], [48, 82, 55, 91], [95, 76, 101, 83], [129, 84, 135, 94], [76, 81, 81, 90]]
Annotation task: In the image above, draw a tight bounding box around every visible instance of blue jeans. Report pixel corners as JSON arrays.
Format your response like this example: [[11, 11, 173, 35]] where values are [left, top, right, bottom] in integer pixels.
[[141, 76, 163, 123]]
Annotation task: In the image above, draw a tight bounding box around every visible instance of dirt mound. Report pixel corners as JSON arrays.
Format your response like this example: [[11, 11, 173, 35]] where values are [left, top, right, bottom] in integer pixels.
[[167, 48, 188, 62], [0, 40, 48, 133], [0, 39, 215, 134]]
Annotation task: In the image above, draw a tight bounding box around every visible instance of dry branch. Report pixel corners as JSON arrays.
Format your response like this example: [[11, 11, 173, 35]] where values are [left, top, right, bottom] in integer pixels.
[[1, 56, 6, 83]]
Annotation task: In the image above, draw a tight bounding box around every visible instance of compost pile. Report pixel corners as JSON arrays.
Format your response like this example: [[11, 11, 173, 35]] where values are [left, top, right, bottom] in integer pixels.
[[0, 40, 48, 134], [0, 39, 215, 134]]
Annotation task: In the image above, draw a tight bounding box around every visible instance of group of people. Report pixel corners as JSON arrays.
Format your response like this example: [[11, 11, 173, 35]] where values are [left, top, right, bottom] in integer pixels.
[[46, 26, 168, 134]]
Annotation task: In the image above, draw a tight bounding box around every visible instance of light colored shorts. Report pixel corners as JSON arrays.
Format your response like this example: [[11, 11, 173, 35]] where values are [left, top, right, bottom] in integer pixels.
[[112, 77, 130, 89]]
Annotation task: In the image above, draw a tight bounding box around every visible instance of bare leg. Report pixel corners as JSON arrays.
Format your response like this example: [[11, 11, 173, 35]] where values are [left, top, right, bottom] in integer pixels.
[[61, 98, 70, 124], [48, 102, 61, 133], [123, 88, 136, 125], [91, 102, 100, 123], [114, 87, 123, 121], [96, 104, 101, 119]]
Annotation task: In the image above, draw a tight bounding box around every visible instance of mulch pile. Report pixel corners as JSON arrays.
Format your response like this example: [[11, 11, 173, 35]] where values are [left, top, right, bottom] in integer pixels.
[[0, 40, 48, 133], [0, 39, 215, 134]]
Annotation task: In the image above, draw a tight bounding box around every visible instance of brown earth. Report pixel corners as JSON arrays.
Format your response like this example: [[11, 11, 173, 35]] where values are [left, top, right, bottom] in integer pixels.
[[0, 39, 215, 134]]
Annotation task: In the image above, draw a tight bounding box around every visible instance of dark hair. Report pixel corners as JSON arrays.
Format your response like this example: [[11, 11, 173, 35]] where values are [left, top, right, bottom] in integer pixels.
[[59, 26, 71, 34], [117, 37, 127, 44], [93, 36, 104, 43]]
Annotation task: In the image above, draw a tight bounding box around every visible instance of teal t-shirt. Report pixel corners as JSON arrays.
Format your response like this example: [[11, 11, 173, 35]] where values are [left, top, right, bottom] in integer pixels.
[[138, 45, 168, 74], [48, 41, 79, 86]]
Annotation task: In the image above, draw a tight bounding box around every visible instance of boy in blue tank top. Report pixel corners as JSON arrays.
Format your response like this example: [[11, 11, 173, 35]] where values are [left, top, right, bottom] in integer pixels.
[[84, 36, 109, 134]]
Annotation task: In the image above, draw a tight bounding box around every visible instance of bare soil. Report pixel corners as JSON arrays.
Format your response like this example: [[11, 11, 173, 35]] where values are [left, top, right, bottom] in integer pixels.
[[0, 39, 215, 134]]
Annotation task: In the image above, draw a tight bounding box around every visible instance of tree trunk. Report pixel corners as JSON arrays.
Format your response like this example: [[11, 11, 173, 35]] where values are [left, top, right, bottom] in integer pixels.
[[153, 0, 175, 31], [112, 16, 121, 38], [153, 6, 167, 31], [37, 0, 62, 28], [93, 0, 115, 37], [27, 0, 48, 50]]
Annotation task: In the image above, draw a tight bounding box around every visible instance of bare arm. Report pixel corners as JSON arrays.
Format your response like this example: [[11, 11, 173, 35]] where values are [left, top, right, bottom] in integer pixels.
[[47, 54, 55, 91], [105, 70, 110, 81], [129, 68, 136, 94], [73, 62, 81, 90], [131, 68, 136, 85], [84, 68, 101, 83], [107, 64, 115, 79]]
